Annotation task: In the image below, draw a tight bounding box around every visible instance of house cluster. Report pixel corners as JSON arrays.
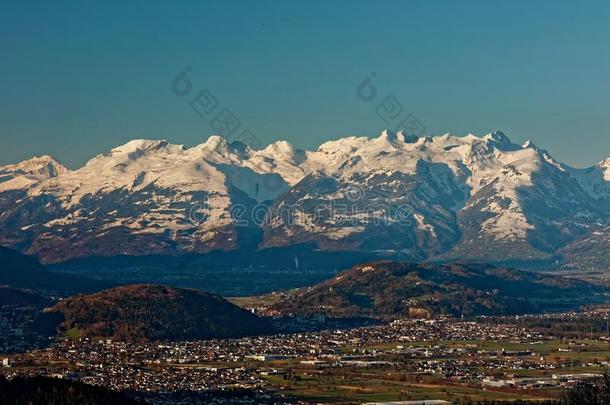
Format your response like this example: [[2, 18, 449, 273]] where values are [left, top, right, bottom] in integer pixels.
[[2, 314, 610, 401]]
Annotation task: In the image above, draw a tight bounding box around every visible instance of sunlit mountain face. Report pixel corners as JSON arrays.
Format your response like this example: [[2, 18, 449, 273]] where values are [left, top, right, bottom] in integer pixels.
[[1, 130, 609, 268]]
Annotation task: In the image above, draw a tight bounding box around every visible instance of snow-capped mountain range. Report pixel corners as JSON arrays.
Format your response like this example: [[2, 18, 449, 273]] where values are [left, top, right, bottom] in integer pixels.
[[1, 130, 609, 266]]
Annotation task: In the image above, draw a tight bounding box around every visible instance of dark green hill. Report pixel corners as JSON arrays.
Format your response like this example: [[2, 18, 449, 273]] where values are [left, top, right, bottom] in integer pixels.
[[0, 286, 51, 308], [45, 284, 273, 342], [271, 261, 604, 319], [0, 246, 110, 295], [0, 375, 140, 405]]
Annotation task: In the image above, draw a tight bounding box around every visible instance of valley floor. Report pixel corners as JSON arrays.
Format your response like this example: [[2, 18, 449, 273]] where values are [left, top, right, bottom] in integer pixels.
[[3, 312, 610, 403]]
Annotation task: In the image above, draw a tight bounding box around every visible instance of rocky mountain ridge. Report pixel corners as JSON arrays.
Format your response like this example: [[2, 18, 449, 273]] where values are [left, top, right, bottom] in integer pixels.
[[1, 130, 609, 269]]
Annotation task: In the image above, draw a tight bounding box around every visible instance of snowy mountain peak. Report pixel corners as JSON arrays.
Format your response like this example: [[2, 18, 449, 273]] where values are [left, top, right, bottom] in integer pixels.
[[0, 155, 69, 191], [185, 136, 230, 159], [201, 135, 228, 151], [379, 129, 397, 140], [484, 130, 511, 144], [262, 140, 296, 156], [483, 130, 523, 152], [522, 140, 538, 150], [373, 130, 403, 148], [2, 129, 610, 264], [0, 155, 69, 178], [396, 130, 419, 143], [597, 158, 610, 181], [599, 157, 610, 168], [227, 140, 250, 157], [111, 139, 174, 155]]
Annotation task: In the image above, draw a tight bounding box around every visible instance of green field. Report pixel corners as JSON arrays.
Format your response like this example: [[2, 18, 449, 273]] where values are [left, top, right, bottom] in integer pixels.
[[256, 338, 610, 403], [263, 372, 552, 403]]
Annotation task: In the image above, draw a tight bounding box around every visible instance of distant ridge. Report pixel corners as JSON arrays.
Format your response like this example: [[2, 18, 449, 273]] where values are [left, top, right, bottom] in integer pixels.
[[270, 261, 604, 319], [1, 130, 609, 271], [0, 286, 51, 308], [0, 246, 110, 295]]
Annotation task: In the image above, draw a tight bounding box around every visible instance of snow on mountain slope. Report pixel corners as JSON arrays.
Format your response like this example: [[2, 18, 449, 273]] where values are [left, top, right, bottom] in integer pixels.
[[601, 158, 610, 181], [568, 157, 610, 208], [0, 155, 69, 191], [0, 131, 609, 264], [0, 138, 290, 262], [451, 148, 602, 261], [262, 130, 605, 260], [23, 138, 290, 204]]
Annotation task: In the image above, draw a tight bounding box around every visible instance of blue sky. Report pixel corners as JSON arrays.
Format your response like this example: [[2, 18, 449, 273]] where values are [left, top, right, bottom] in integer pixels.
[[1, 0, 609, 168]]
